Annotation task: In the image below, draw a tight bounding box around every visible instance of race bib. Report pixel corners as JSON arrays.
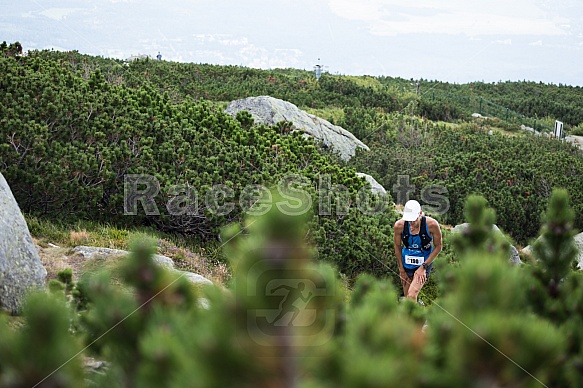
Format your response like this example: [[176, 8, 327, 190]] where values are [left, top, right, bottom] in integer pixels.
[[404, 255, 425, 266]]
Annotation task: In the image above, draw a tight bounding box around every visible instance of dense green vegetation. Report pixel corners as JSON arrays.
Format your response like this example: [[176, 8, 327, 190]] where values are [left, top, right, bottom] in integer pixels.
[[28, 48, 414, 113], [2, 41, 583, 265], [2, 40, 583, 386], [2, 190, 582, 387], [28, 48, 583, 129], [349, 115, 583, 245], [0, 44, 397, 283], [422, 79, 583, 127]]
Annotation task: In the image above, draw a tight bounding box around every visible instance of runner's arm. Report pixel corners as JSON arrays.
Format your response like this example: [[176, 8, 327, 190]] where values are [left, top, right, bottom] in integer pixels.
[[393, 221, 406, 272], [423, 218, 442, 266]]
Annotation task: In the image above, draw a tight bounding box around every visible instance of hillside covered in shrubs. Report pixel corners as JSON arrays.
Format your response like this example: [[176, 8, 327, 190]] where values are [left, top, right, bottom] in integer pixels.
[[3, 43, 583, 251], [2, 41, 583, 386]]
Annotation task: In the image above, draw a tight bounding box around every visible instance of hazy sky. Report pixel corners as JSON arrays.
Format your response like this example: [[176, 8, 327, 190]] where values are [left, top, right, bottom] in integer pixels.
[[2, 0, 582, 85]]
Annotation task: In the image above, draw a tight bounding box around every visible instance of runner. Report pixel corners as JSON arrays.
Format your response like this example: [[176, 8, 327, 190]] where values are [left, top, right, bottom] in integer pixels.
[[393, 200, 442, 301]]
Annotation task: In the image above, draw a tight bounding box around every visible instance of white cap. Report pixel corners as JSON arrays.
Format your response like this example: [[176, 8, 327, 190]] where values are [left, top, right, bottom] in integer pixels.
[[402, 200, 421, 221]]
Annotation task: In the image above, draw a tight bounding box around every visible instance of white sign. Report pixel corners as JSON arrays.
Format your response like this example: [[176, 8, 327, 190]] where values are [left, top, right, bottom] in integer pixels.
[[554, 120, 563, 139]]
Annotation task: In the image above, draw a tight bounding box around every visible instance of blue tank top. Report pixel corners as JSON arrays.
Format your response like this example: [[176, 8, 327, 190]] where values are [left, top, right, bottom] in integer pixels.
[[402, 221, 433, 269]]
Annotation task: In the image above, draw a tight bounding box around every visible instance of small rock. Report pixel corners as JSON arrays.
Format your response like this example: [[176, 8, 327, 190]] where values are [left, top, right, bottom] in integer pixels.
[[72, 246, 214, 285], [451, 223, 521, 265], [72, 246, 175, 269], [178, 271, 214, 286], [522, 232, 583, 269], [356, 173, 388, 195]]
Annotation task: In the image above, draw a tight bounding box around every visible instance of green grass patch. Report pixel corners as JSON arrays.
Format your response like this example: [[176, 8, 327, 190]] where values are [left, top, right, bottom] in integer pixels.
[[77, 255, 129, 289], [344, 75, 384, 91], [26, 215, 188, 251], [25, 215, 70, 247], [26, 214, 232, 286]]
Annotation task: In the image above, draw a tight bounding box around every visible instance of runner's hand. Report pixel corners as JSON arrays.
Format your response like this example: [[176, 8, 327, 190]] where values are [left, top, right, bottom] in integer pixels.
[[415, 266, 427, 284]]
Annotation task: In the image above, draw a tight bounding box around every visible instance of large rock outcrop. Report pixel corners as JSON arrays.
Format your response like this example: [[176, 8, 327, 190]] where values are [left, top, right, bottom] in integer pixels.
[[0, 172, 47, 314], [225, 96, 369, 160]]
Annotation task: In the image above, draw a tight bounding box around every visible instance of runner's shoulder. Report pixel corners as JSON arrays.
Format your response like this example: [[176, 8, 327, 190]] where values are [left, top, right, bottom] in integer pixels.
[[424, 216, 441, 231], [394, 219, 406, 229]]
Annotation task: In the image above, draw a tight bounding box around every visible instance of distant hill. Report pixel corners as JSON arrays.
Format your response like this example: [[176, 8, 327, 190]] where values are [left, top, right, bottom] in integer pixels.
[[24, 46, 583, 128]]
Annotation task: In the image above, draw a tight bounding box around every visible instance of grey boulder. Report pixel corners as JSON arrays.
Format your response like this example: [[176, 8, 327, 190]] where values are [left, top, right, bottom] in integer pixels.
[[356, 173, 387, 196], [521, 231, 583, 269], [225, 96, 369, 161], [451, 223, 522, 265], [0, 172, 47, 314], [72, 246, 213, 286]]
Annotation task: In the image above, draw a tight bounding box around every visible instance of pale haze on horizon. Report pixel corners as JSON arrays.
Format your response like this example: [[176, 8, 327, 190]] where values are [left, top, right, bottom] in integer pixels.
[[2, 0, 582, 86]]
